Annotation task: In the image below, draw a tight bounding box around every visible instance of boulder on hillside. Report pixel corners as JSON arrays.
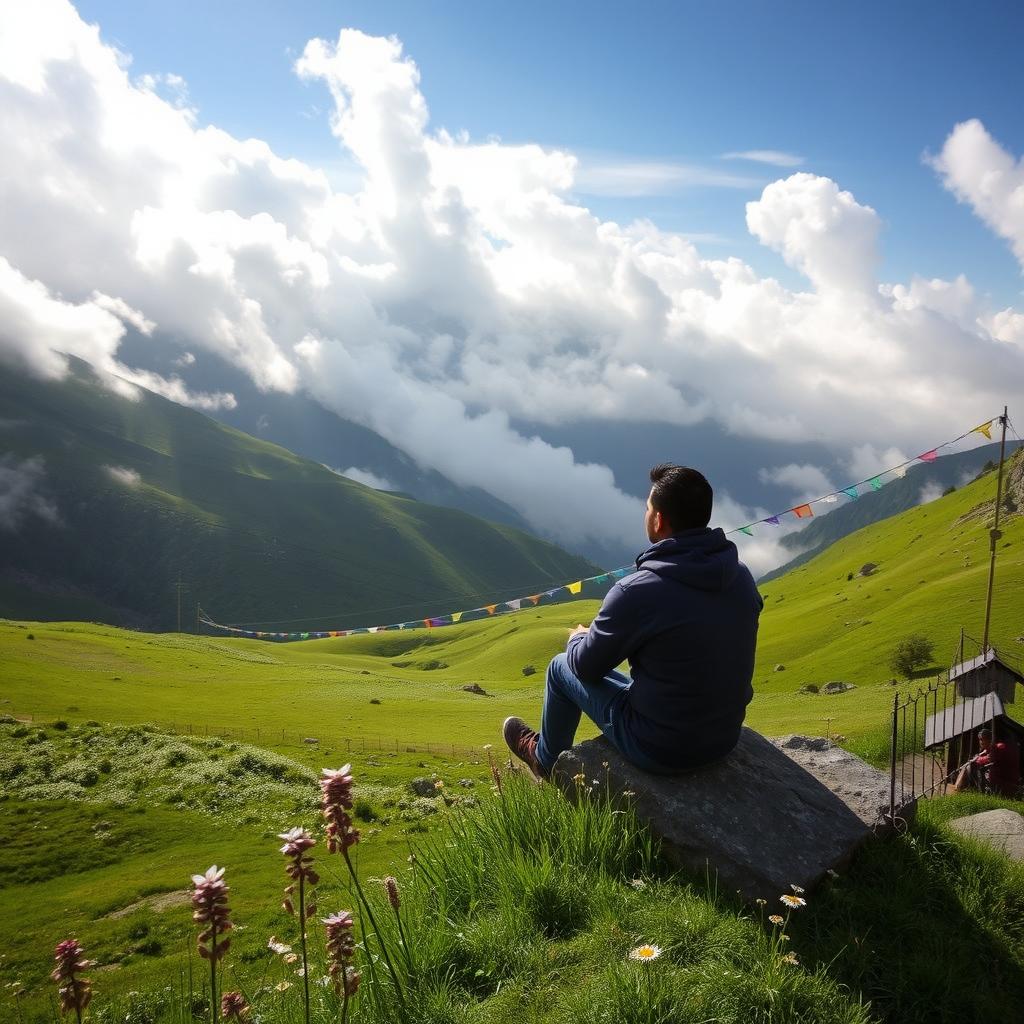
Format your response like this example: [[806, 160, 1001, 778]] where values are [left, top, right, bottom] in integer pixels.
[[408, 776, 440, 797], [822, 681, 856, 694], [773, 664, 786, 672], [552, 730, 913, 901], [859, 562, 877, 576], [947, 809, 1024, 862], [461, 683, 490, 696]]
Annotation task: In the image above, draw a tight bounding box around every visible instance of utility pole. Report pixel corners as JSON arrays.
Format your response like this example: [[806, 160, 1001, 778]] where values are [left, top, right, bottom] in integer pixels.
[[175, 574, 184, 634], [981, 406, 1009, 653]]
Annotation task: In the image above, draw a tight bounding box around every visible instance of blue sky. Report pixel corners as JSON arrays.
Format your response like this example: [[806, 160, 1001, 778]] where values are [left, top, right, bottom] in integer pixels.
[[77, 0, 1024, 304]]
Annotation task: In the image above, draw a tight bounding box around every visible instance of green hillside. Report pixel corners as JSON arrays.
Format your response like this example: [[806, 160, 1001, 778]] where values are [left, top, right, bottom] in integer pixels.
[[759, 440, 1022, 582], [2, 446, 1021, 752], [0, 361, 600, 630]]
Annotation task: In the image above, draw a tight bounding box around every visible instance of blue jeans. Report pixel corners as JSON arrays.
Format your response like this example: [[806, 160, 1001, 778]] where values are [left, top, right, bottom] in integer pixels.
[[535, 653, 667, 774]]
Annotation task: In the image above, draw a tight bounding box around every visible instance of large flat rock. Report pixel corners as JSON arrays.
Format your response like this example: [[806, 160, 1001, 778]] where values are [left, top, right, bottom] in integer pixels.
[[553, 728, 913, 901], [947, 809, 1024, 861]]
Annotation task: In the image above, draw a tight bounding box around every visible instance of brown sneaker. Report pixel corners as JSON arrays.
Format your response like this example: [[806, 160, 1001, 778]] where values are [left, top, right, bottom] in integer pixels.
[[502, 716, 548, 780]]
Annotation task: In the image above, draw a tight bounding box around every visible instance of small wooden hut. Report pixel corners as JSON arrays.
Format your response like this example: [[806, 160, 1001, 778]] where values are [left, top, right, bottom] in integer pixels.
[[924, 692, 1024, 783], [948, 647, 1022, 704]]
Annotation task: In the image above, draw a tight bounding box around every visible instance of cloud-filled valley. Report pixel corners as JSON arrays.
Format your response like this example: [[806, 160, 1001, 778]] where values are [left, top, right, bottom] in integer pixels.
[[1, 1, 1023, 575]]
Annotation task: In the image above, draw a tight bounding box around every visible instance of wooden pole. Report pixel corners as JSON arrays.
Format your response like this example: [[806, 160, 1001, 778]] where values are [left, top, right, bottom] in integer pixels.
[[981, 407, 1009, 653]]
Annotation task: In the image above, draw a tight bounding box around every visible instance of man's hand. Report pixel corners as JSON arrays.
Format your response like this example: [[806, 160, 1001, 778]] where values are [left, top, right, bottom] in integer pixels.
[[569, 623, 589, 640]]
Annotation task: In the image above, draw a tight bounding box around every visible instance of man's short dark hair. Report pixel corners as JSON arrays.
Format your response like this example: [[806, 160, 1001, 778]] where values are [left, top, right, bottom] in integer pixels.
[[649, 464, 713, 531]]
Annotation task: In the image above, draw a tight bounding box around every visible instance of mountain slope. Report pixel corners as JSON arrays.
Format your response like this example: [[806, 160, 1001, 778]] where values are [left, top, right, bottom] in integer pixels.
[[759, 441, 1021, 582], [752, 446, 1024, 731], [0, 361, 601, 630]]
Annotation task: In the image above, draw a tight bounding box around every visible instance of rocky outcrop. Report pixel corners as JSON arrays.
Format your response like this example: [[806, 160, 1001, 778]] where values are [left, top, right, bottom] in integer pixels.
[[947, 809, 1024, 861], [553, 730, 913, 901]]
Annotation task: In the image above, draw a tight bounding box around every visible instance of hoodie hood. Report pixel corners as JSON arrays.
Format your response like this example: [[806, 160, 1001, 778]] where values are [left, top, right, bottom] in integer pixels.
[[635, 528, 740, 592]]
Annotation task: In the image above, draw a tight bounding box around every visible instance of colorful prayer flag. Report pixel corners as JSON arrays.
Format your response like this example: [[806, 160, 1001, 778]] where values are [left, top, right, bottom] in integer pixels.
[[567, 581, 582, 595], [973, 420, 993, 440], [485, 604, 497, 615], [917, 450, 937, 462], [792, 504, 813, 519], [765, 516, 780, 526], [507, 599, 522, 611], [739, 526, 753, 536], [612, 568, 629, 579], [823, 494, 838, 503], [451, 611, 463, 623], [843, 486, 859, 500], [526, 595, 541, 606], [869, 476, 883, 491]]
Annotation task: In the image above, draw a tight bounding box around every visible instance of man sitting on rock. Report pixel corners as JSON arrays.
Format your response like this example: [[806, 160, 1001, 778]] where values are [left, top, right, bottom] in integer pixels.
[[503, 464, 763, 779]]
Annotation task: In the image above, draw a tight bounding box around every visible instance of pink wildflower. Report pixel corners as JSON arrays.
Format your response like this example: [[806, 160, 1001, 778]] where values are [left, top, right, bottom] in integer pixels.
[[278, 827, 320, 889], [220, 991, 250, 1020], [383, 876, 400, 912], [320, 766, 360, 853], [50, 939, 94, 1019], [191, 865, 233, 961], [322, 911, 360, 995]]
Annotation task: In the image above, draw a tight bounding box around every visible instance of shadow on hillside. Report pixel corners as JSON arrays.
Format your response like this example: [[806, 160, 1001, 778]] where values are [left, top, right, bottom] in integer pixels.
[[800, 818, 1024, 1023], [896, 665, 945, 688]]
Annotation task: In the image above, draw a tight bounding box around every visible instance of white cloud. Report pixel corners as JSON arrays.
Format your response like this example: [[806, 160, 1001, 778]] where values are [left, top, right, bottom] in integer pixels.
[[758, 462, 836, 503], [334, 466, 394, 490], [845, 444, 911, 483], [574, 159, 762, 196], [917, 480, 944, 505], [746, 173, 880, 294], [722, 150, 804, 168], [0, 4, 1022, 564], [0, 455, 60, 530], [930, 119, 1024, 270], [0, 258, 236, 410], [104, 464, 141, 487]]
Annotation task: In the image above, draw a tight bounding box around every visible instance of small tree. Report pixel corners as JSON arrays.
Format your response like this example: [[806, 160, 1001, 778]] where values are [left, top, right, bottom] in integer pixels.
[[888, 634, 935, 681]]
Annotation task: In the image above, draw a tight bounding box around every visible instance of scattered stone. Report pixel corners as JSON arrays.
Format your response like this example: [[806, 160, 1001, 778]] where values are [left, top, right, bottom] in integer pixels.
[[461, 683, 490, 696], [799, 684, 820, 695], [303, 737, 319, 744], [522, 665, 537, 677], [369, 698, 382, 704], [458, 778, 475, 789], [859, 562, 877, 576], [947, 809, 1024, 862], [822, 681, 855, 694], [105, 890, 191, 919], [409, 776, 439, 797], [553, 730, 912, 901], [773, 664, 786, 672]]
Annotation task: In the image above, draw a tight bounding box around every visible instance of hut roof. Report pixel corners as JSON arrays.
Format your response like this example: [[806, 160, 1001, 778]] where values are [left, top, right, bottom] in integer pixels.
[[948, 648, 1024, 685], [925, 693, 1006, 748]]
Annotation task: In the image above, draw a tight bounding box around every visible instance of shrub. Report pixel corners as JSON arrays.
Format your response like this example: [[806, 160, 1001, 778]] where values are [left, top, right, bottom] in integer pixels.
[[52, 720, 69, 731], [889, 634, 935, 680], [354, 796, 378, 822]]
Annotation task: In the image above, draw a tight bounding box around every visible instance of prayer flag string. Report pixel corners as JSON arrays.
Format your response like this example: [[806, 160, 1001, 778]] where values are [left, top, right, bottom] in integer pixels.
[[198, 414, 1001, 641]]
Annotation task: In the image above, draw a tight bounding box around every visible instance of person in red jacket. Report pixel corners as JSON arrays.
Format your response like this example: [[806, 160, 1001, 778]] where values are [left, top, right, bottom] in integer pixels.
[[953, 728, 1022, 797]]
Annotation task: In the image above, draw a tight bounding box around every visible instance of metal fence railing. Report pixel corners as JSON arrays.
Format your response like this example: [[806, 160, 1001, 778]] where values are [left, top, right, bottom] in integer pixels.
[[887, 674, 1000, 823]]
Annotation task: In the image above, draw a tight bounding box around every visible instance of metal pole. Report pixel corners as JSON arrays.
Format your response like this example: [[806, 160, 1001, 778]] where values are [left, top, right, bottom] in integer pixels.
[[889, 693, 899, 823], [981, 407, 1009, 652]]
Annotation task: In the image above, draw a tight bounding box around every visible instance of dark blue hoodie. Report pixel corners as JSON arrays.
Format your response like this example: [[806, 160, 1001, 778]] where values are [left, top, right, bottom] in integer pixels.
[[566, 528, 762, 769]]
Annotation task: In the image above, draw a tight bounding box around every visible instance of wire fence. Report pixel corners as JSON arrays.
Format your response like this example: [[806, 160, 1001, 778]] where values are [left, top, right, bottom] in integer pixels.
[[6, 711, 483, 758]]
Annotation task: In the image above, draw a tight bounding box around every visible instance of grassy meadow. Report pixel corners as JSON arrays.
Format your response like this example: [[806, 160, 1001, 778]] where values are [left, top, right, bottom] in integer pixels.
[[1, 451, 1022, 1021]]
